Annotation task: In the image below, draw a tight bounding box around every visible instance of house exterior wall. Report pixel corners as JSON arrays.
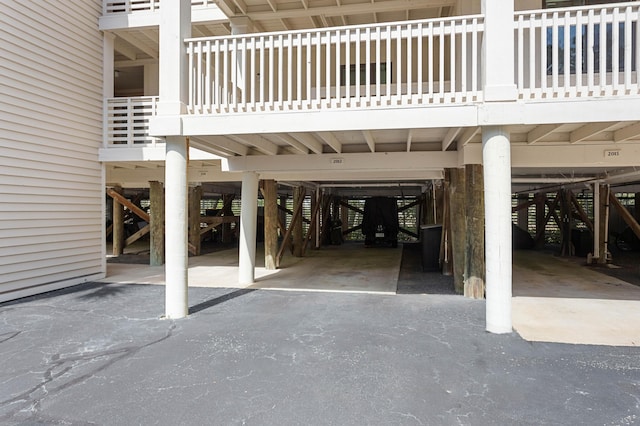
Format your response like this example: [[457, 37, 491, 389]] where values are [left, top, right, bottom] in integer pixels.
[[0, 0, 105, 302]]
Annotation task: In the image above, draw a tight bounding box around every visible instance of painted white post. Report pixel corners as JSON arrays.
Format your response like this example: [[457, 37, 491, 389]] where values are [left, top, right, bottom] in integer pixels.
[[157, 0, 191, 118], [593, 183, 600, 259], [483, 126, 512, 334], [155, 1, 191, 318], [239, 172, 259, 285], [481, 0, 517, 101], [165, 136, 189, 318]]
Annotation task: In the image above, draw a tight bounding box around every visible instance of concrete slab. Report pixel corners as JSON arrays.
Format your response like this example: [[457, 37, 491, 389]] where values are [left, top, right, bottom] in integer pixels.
[[103, 244, 640, 347], [513, 250, 640, 347], [102, 243, 401, 294]]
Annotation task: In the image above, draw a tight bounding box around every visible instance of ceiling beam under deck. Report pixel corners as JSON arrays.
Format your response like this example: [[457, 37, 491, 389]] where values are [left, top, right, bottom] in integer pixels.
[[225, 151, 457, 173], [527, 124, 562, 145], [442, 127, 461, 151], [458, 127, 479, 146], [406, 129, 413, 152], [229, 134, 280, 155], [191, 136, 249, 156], [116, 31, 158, 59], [570, 122, 618, 144], [362, 130, 376, 153], [290, 133, 324, 154], [614, 122, 640, 143], [316, 132, 342, 153], [273, 134, 309, 154], [245, 0, 454, 21]]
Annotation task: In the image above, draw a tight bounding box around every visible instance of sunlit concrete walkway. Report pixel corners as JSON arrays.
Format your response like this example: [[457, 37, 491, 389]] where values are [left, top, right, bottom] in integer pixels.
[[102, 244, 640, 346]]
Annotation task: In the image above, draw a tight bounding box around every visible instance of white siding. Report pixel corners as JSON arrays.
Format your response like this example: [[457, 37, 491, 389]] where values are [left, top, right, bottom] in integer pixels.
[[0, 0, 105, 302]]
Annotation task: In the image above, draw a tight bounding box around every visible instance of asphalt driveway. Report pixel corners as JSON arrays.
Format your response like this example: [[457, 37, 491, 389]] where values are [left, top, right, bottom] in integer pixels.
[[1, 282, 639, 425]]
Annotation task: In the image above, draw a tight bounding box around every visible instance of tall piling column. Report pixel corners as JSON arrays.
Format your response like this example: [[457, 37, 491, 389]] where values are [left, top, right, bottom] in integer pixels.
[[482, 126, 513, 334], [239, 172, 259, 284], [165, 136, 189, 319]]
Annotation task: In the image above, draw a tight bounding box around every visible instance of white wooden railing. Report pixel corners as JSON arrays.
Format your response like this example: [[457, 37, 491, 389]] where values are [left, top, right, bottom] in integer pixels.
[[104, 97, 162, 147], [186, 16, 485, 114], [515, 2, 640, 100], [103, 0, 216, 14]]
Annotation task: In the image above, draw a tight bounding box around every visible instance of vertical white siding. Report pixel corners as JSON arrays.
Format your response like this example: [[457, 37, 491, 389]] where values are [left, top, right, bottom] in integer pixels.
[[0, 0, 105, 302]]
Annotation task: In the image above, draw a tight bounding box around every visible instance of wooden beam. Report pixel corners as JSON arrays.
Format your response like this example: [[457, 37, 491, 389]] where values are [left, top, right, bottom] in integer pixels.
[[609, 192, 640, 241], [448, 167, 465, 294], [406, 129, 413, 152], [229, 134, 279, 156], [292, 187, 305, 257], [263, 179, 279, 270], [111, 186, 124, 256], [570, 192, 594, 232], [273, 134, 309, 154], [442, 127, 461, 151], [459, 127, 479, 146], [527, 124, 561, 144], [276, 187, 306, 266], [316, 132, 342, 153], [107, 188, 150, 222], [338, 199, 364, 215], [302, 191, 323, 254], [398, 197, 422, 213], [399, 227, 419, 239], [149, 181, 164, 266], [362, 130, 376, 153], [614, 122, 640, 142], [291, 133, 323, 154], [534, 193, 560, 244], [189, 186, 203, 256], [570, 122, 616, 144], [277, 204, 311, 224], [125, 224, 150, 247], [342, 224, 363, 235], [464, 164, 484, 299], [512, 199, 535, 213]]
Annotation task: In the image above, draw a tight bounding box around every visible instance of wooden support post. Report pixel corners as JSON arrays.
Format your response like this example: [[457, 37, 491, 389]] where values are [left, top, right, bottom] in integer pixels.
[[340, 197, 349, 235], [262, 179, 278, 270], [276, 187, 305, 267], [448, 168, 466, 294], [221, 194, 235, 243], [534, 193, 547, 249], [441, 173, 453, 276], [320, 194, 332, 246], [464, 164, 484, 299], [112, 186, 125, 256], [302, 192, 323, 255], [517, 193, 529, 231], [560, 189, 573, 257], [149, 181, 165, 266], [570, 192, 594, 232], [609, 191, 640, 241], [292, 186, 305, 257], [188, 186, 202, 256], [435, 181, 445, 225], [598, 184, 610, 264]]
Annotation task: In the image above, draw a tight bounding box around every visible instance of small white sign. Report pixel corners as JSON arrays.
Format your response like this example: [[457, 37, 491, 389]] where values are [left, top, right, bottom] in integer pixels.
[[604, 149, 621, 159], [331, 158, 344, 165]]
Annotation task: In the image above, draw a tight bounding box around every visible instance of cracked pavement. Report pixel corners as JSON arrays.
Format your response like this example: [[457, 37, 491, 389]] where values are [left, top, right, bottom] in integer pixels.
[[1, 282, 639, 425]]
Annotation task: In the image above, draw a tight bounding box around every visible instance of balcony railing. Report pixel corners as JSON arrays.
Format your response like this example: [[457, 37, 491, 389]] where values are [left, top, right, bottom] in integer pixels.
[[515, 2, 640, 99], [104, 0, 216, 15], [104, 97, 162, 147], [186, 16, 485, 114]]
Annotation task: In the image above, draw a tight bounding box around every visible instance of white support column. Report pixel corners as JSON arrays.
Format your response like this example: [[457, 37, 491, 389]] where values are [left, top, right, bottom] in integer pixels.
[[482, 126, 512, 334], [156, 0, 191, 119], [481, 0, 517, 101], [239, 171, 259, 285], [165, 136, 189, 319], [593, 183, 600, 259]]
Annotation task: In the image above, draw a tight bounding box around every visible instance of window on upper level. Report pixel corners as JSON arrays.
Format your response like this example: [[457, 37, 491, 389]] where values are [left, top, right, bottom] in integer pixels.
[[542, 0, 637, 75], [544, 0, 633, 8]]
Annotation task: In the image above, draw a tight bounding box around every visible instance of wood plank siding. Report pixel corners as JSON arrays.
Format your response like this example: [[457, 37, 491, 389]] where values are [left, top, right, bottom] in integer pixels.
[[0, 0, 105, 302]]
